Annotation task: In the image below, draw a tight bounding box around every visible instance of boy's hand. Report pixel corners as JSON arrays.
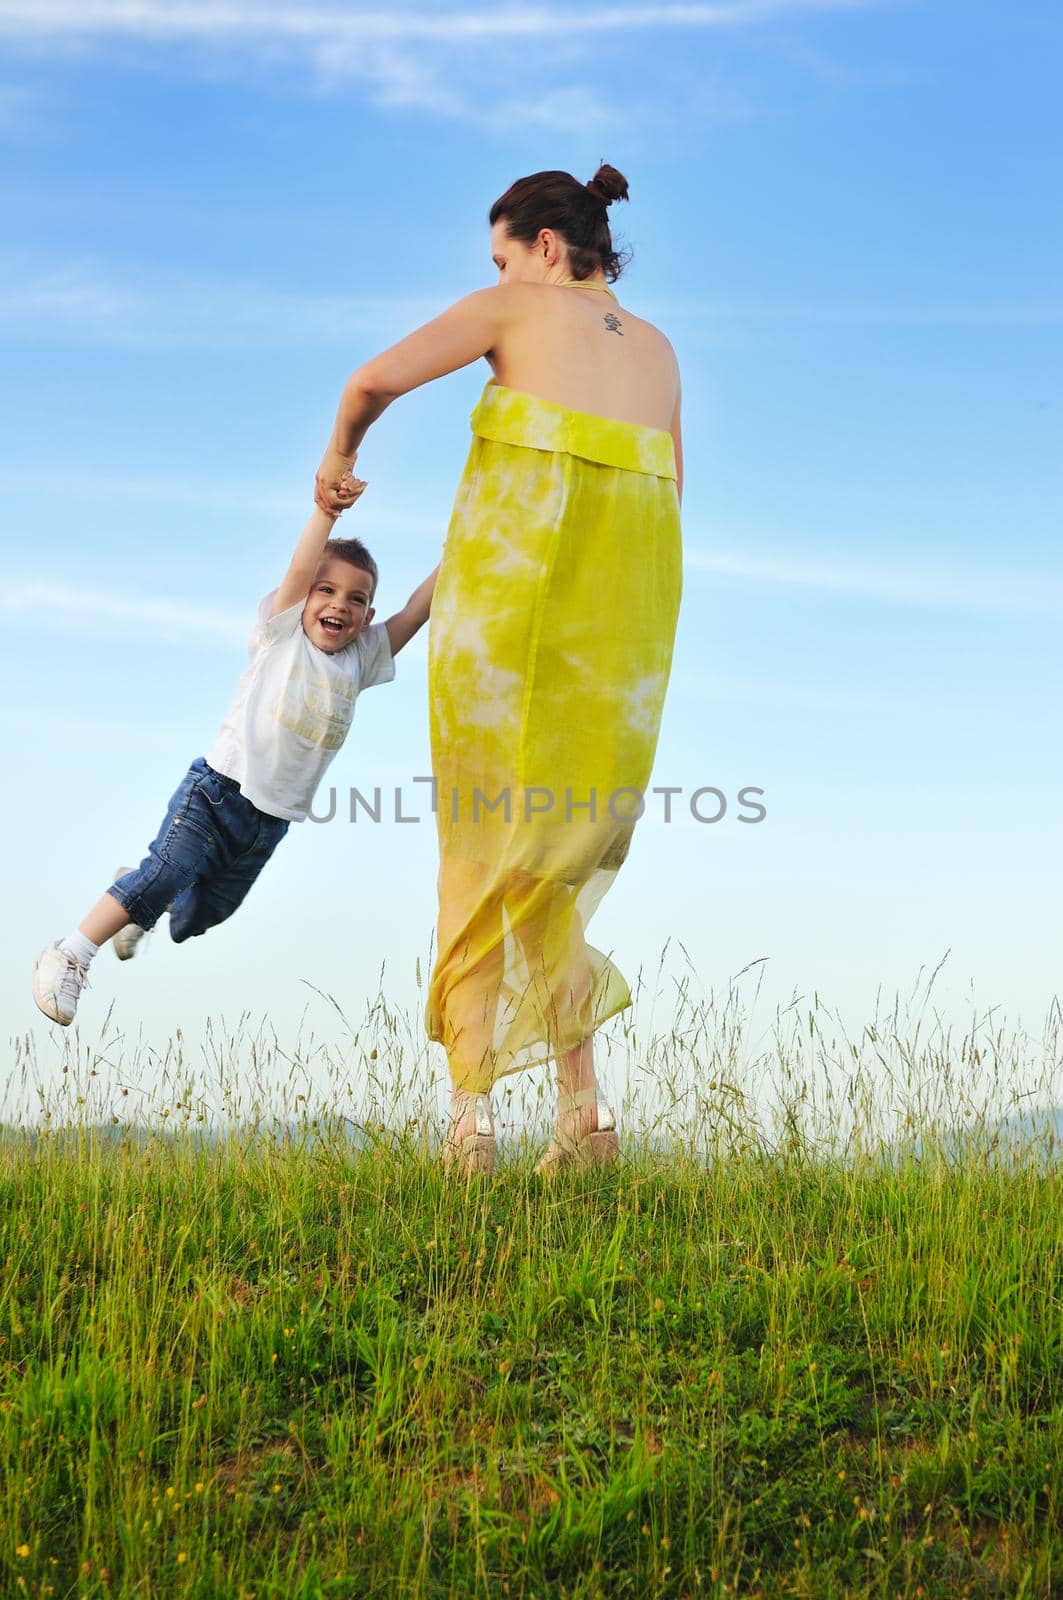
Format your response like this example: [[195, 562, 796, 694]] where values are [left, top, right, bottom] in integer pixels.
[[316, 449, 365, 515], [323, 470, 368, 520]]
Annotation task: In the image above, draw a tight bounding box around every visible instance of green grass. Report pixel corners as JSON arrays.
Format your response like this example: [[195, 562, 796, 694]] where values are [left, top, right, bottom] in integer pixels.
[[2, 975, 1060, 1598]]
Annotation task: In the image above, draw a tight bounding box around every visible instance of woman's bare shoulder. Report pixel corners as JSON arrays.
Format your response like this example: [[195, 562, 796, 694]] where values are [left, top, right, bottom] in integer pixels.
[[452, 282, 556, 324], [463, 282, 550, 307], [617, 302, 678, 356]]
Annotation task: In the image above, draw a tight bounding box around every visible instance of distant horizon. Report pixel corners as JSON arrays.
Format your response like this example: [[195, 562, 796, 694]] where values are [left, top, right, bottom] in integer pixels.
[[5, 1096, 1060, 1162]]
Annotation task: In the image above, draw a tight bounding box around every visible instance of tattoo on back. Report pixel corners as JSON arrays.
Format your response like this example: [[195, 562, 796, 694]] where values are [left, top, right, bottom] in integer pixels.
[[603, 311, 624, 336]]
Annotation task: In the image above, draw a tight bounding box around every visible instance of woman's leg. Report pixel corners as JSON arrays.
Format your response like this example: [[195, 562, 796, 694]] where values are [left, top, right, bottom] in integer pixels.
[[554, 1034, 604, 1133], [430, 855, 507, 1142], [506, 873, 604, 1114], [433, 862, 607, 1144]]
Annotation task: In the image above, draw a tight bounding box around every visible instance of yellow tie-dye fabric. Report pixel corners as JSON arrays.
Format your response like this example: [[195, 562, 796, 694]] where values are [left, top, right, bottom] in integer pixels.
[[426, 380, 683, 1090]]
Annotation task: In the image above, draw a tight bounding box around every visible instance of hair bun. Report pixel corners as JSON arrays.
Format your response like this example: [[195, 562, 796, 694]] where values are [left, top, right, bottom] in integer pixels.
[[586, 163, 630, 207]]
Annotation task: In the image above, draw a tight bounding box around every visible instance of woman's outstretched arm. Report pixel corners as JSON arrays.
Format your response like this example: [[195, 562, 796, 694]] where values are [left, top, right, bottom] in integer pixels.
[[316, 287, 515, 513]]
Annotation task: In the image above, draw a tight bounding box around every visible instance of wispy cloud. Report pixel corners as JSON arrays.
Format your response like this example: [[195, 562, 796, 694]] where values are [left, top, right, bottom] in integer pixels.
[[0, 253, 446, 346], [0, 579, 243, 647], [310, 46, 626, 133], [0, 0, 883, 128], [685, 545, 1063, 615], [672, 666, 897, 710], [0, 468, 448, 535], [0, 703, 181, 749], [657, 296, 1063, 329], [0, 0, 881, 46], [5, 533, 1057, 668], [0, 566, 441, 649], [4, 253, 1059, 348]]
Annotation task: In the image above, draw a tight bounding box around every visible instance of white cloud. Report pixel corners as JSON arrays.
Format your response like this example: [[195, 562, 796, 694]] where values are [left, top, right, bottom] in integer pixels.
[[0, 702, 180, 748], [672, 667, 896, 709], [4, 251, 1059, 349], [0, 253, 446, 346], [0, 0, 885, 127], [655, 296, 1063, 328], [0, 0, 881, 46], [684, 544, 1063, 615], [6, 542, 1048, 667], [0, 468, 448, 535], [0, 263, 129, 323], [0, 579, 243, 646], [477, 83, 621, 133], [0, 565, 443, 649]]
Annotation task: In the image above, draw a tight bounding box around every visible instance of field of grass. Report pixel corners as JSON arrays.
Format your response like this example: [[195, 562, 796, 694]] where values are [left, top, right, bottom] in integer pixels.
[[2, 969, 1060, 1598]]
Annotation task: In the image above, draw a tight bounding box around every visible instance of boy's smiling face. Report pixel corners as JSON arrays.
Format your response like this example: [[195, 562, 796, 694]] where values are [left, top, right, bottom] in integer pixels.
[[301, 556, 376, 654]]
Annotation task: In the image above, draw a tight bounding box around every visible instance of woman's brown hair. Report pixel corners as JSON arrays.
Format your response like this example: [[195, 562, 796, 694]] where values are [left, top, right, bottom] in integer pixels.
[[489, 163, 631, 283]]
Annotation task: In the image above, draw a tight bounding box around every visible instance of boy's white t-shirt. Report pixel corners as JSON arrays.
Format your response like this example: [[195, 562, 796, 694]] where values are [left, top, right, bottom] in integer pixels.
[[206, 590, 395, 823]]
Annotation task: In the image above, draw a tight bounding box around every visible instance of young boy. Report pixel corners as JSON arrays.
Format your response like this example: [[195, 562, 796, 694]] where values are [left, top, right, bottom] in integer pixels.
[[33, 484, 438, 1025]]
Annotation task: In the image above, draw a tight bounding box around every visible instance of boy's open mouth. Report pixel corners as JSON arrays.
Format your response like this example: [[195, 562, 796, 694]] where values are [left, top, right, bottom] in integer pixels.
[[319, 617, 347, 636]]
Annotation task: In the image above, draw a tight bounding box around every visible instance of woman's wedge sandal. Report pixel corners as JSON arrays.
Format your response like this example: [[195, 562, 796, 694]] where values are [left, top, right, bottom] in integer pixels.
[[535, 1083, 619, 1176], [438, 1092, 496, 1179]]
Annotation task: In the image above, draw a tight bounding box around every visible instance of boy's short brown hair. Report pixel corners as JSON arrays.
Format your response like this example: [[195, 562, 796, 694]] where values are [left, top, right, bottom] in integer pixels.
[[322, 537, 378, 598]]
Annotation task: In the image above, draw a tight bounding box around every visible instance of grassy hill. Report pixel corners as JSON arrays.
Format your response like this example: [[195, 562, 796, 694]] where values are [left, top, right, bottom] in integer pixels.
[[1, 1111, 1059, 1599]]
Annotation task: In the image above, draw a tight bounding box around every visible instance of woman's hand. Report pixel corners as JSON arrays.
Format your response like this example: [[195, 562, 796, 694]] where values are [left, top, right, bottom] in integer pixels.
[[315, 446, 363, 515]]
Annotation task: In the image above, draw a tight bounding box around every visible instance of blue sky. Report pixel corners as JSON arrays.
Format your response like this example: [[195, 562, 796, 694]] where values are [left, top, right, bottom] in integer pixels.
[[2, 0, 1060, 1126]]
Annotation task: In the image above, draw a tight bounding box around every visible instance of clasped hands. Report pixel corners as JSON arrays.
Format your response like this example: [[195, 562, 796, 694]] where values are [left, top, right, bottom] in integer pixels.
[[315, 445, 366, 518]]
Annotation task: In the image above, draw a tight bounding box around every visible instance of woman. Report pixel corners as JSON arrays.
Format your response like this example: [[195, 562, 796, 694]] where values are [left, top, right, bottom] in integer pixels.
[[316, 165, 683, 1178]]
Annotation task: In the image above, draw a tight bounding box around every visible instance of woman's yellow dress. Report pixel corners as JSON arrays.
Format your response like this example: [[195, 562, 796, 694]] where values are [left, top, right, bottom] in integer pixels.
[[426, 378, 683, 1091]]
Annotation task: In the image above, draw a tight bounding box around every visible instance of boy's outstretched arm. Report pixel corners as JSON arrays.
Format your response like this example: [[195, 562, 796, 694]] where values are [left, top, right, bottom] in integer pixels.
[[270, 487, 366, 618], [384, 565, 439, 655]]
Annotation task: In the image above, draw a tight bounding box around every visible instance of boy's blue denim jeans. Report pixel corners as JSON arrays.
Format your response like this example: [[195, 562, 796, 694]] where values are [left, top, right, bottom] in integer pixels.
[[108, 758, 290, 942]]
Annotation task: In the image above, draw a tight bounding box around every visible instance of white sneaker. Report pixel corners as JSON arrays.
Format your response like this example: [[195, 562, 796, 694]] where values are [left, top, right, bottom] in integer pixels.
[[111, 866, 149, 961], [33, 941, 90, 1026], [113, 923, 148, 961]]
